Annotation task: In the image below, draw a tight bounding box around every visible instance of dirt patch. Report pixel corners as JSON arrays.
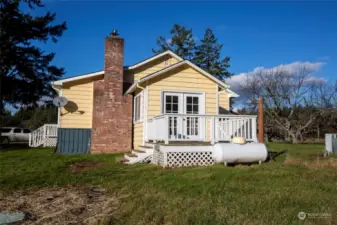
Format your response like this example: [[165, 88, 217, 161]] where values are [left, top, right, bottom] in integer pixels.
[[284, 156, 337, 169], [66, 161, 107, 173], [0, 186, 128, 225]]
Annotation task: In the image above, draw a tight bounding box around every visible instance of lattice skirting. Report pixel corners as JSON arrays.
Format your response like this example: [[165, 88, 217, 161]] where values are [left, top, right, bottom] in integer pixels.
[[166, 151, 214, 168], [44, 137, 57, 147]]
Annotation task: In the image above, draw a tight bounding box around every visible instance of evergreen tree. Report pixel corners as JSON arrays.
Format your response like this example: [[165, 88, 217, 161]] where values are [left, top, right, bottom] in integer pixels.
[[152, 24, 196, 61], [0, 0, 67, 116], [194, 28, 232, 79]]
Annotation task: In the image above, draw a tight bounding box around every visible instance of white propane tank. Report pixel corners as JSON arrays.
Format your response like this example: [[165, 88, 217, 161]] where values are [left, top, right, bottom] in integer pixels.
[[213, 143, 268, 164]]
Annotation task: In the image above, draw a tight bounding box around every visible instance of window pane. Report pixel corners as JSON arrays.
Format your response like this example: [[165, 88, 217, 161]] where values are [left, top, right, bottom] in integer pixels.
[[14, 128, 21, 133], [137, 97, 140, 120], [186, 104, 192, 113], [23, 129, 31, 133], [187, 97, 192, 104], [166, 95, 172, 103], [172, 96, 178, 103], [134, 95, 142, 121], [193, 97, 198, 104], [166, 103, 172, 113], [172, 104, 178, 113], [193, 105, 199, 113]]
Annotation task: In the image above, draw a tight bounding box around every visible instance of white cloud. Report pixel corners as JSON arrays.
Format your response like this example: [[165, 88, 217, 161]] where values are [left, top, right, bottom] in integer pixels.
[[166, 38, 172, 45], [316, 56, 329, 61], [227, 61, 326, 92]]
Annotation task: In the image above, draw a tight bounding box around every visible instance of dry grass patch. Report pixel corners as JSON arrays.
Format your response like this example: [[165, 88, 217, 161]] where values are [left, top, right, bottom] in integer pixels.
[[0, 186, 127, 225], [66, 161, 107, 173], [284, 156, 337, 169]]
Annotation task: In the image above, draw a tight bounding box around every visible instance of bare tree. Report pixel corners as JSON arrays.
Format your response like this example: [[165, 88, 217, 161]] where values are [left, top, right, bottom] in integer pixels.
[[240, 66, 336, 143]]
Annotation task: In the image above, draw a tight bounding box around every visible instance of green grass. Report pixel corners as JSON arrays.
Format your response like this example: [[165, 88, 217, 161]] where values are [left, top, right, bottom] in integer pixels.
[[1, 143, 336, 225]]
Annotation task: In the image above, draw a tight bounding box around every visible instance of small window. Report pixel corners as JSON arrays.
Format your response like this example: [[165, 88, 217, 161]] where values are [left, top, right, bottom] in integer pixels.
[[165, 95, 179, 114], [134, 93, 143, 122], [23, 129, 31, 133], [13, 128, 22, 133], [1, 128, 11, 133]]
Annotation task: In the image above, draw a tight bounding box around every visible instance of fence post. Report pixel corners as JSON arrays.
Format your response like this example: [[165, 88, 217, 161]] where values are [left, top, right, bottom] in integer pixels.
[[258, 97, 264, 143]]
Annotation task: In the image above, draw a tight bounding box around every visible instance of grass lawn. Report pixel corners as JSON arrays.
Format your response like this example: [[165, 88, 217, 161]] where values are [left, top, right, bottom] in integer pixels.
[[0, 143, 336, 225]]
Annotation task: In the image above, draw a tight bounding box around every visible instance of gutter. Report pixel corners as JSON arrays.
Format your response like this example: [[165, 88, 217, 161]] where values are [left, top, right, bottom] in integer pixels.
[[51, 82, 62, 96]]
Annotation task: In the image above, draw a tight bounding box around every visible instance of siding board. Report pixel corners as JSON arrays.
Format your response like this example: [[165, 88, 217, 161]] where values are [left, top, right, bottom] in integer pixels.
[[61, 78, 95, 128]]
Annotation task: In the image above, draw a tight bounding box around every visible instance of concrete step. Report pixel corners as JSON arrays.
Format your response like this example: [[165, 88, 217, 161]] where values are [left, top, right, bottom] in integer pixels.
[[126, 153, 137, 157], [139, 145, 152, 149], [123, 149, 153, 164], [133, 149, 146, 153]]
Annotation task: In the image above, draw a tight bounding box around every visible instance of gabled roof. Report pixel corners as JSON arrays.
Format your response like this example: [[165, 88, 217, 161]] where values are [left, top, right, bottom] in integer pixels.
[[51, 50, 238, 98], [125, 60, 239, 97], [127, 50, 183, 70], [52, 70, 104, 86], [52, 50, 183, 86]]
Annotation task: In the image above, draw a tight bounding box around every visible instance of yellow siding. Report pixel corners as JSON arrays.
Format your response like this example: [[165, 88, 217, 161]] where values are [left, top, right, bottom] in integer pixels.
[[133, 123, 143, 149], [133, 55, 180, 81], [61, 78, 96, 128], [219, 91, 229, 111], [147, 65, 217, 119]]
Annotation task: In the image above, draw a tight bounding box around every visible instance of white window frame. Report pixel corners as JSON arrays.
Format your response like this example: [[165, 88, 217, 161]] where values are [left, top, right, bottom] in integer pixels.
[[133, 92, 143, 123], [160, 90, 205, 115]]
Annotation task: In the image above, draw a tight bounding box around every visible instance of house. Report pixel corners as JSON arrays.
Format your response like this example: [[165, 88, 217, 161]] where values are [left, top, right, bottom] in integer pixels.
[[38, 31, 258, 165]]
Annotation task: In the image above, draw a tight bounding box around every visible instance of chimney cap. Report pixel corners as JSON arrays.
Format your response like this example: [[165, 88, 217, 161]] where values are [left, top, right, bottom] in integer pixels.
[[110, 29, 119, 37]]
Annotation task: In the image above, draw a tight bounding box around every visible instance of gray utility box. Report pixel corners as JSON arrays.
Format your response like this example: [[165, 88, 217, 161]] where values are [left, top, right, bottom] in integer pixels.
[[325, 133, 337, 154], [57, 128, 92, 154]]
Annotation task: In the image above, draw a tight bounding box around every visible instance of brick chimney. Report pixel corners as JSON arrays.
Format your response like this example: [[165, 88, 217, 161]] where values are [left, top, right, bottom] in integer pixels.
[[91, 30, 132, 154]]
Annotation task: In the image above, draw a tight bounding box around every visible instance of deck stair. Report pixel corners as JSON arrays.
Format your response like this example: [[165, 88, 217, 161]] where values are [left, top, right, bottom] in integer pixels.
[[122, 143, 154, 164]]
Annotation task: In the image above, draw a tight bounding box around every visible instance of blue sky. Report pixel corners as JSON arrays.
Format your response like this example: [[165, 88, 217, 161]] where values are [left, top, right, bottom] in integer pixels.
[[27, 1, 336, 83]]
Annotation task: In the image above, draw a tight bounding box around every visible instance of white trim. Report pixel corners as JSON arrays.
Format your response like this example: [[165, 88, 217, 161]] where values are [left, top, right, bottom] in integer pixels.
[[143, 83, 149, 144], [228, 94, 231, 111], [127, 50, 183, 70], [216, 85, 219, 115], [160, 90, 206, 114], [226, 89, 239, 98], [125, 60, 235, 95], [52, 71, 104, 86]]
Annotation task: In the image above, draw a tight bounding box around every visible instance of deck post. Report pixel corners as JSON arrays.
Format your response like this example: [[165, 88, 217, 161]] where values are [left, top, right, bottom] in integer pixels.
[[164, 115, 169, 144], [153, 119, 157, 141], [258, 97, 264, 143], [210, 117, 215, 145]]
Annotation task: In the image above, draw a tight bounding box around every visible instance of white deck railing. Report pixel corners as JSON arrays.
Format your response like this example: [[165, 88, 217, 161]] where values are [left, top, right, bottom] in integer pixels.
[[29, 124, 58, 147], [147, 114, 257, 144]]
